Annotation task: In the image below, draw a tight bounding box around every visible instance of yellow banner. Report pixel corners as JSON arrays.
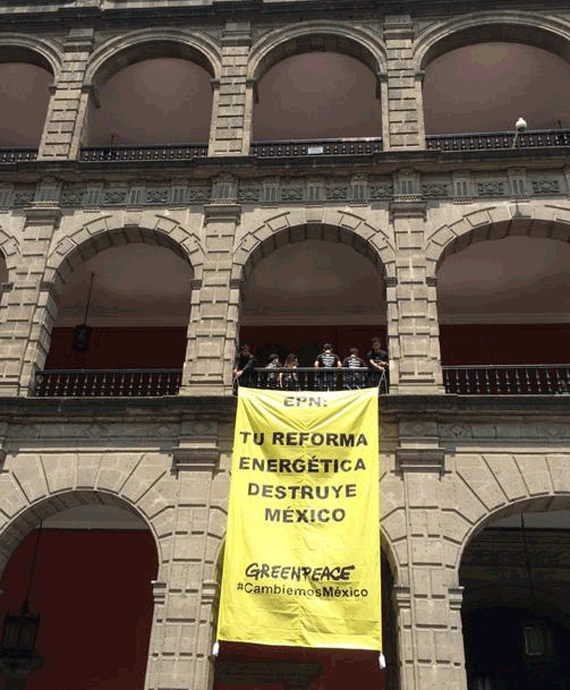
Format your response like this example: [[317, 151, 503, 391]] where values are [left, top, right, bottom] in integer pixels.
[[217, 387, 381, 651]]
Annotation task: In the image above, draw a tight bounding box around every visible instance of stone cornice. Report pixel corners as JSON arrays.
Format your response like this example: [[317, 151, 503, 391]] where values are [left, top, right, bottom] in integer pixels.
[[0, 393, 568, 425], [0, 0, 562, 27]]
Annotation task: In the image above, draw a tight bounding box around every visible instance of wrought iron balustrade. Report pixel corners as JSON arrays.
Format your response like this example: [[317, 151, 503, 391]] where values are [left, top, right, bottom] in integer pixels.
[[80, 144, 208, 162], [241, 367, 388, 393], [0, 147, 38, 163], [426, 129, 570, 152], [443, 364, 570, 395], [251, 137, 383, 158], [34, 368, 182, 397]]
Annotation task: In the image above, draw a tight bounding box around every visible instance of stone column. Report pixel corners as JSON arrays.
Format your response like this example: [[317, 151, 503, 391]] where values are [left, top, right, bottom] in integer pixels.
[[388, 178, 444, 394], [181, 196, 241, 395], [145, 436, 220, 690], [383, 15, 422, 150], [209, 22, 252, 156], [0, 183, 61, 396], [38, 28, 94, 161], [394, 425, 468, 690]]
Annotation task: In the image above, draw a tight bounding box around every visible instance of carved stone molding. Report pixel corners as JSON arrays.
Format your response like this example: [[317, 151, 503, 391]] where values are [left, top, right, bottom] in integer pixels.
[[172, 445, 219, 473], [23, 206, 62, 225], [393, 585, 411, 610], [152, 580, 167, 605], [396, 446, 446, 473], [201, 579, 219, 605], [389, 199, 426, 219], [448, 586, 464, 611], [203, 204, 242, 224]]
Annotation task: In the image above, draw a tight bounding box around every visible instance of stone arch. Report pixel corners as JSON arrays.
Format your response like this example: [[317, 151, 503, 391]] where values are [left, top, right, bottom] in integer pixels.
[[46, 215, 204, 298], [456, 492, 570, 575], [426, 203, 570, 277], [0, 229, 21, 277], [85, 28, 222, 92], [0, 34, 62, 79], [457, 492, 570, 639], [0, 485, 165, 578], [232, 209, 394, 282], [413, 11, 570, 73], [248, 21, 386, 83]]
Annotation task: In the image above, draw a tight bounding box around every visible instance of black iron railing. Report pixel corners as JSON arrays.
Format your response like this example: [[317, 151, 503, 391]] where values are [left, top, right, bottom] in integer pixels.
[[251, 137, 383, 157], [426, 129, 570, 152], [34, 369, 182, 397], [0, 147, 38, 163], [240, 367, 388, 393], [443, 364, 570, 395], [80, 144, 208, 162]]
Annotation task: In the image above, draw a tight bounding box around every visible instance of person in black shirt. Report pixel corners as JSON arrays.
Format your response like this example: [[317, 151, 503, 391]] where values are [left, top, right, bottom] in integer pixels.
[[314, 343, 341, 391], [366, 337, 389, 388], [342, 347, 366, 389], [233, 344, 256, 390]]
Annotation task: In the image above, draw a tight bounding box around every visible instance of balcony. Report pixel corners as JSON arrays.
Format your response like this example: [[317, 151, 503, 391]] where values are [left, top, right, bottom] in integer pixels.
[[80, 144, 208, 163], [242, 367, 388, 393], [33, 369, 182, 397], [250, 137, 383, 158], [0, 147, 38, 163], [426, 128, 570, 152], [443, 364, 570, 395]]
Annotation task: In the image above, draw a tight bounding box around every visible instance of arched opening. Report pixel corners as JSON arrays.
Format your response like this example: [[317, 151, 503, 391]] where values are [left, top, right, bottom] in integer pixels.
[[39, 233, 193, 396], [253, 52, 382, 142], [88, 57, 212, 146], [214, 551, 396, 690], [460, 506, 570, 688], [420, 22, 570, 146], [0, 498, 158, 689], [239, 227, 386, 381], [436, 231, 570, 393], [0, 48, 53, 147]]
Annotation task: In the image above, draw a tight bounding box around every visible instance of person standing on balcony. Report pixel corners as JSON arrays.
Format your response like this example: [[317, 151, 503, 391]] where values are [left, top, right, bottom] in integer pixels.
[[366, 337, 389, 388], [233, 344, 256, 390], [342, 347, 366, 389], [314, 343, 342, 391], [280, 353, 299, 391], [265, 353, 282, 389]]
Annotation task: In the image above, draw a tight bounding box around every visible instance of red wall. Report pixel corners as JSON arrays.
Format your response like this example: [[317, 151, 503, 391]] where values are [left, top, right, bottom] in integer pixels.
[[439, 323, 570, 365], [45, 327, 187, 369], [244, 324, 570, 367], [44, 322, 570, 372], [0, 529, 158, 690]]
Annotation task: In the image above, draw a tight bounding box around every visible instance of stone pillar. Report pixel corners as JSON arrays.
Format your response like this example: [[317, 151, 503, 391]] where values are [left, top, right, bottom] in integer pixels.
[[181, 198, 241, 395], [388, 180, 444, 394], [383, 15, 422, 150], [145, 438, 220, 690], [209, 22, 252, 156], [38, 28, 94, 161], [0, 185, 61, 396], [394, 426, 468, 690]]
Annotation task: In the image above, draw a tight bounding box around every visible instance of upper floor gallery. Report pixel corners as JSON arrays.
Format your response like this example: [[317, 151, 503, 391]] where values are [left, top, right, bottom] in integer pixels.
[[0, 7, 568, 160]]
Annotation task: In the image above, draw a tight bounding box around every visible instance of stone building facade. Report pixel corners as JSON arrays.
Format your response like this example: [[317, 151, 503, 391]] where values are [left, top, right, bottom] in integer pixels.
[[0, 1, 568, 689]]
